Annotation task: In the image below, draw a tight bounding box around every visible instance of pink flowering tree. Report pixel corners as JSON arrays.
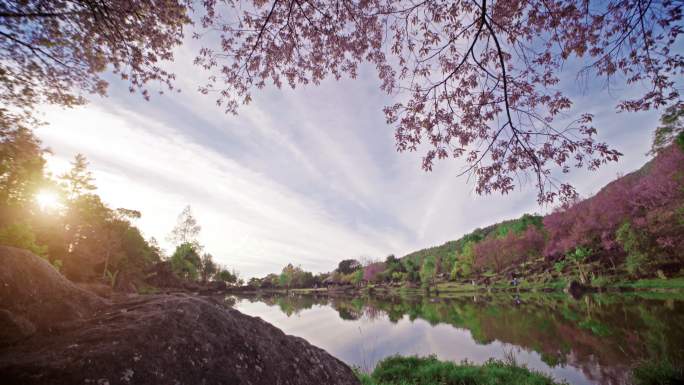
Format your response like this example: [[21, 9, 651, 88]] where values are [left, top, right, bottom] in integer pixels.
[[544, 144, 684, 261], [194, 0, 681, 202], [4, 1, 682, 202], [363, 262, 387, 283]]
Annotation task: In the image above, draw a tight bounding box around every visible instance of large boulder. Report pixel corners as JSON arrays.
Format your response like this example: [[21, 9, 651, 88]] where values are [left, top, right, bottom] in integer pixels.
[[0, 248, 360, 385], [0, 246, 106, 344]]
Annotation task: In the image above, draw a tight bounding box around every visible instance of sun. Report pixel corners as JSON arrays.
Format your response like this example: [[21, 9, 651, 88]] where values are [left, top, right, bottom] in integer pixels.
[[35, 190, 61, 211]]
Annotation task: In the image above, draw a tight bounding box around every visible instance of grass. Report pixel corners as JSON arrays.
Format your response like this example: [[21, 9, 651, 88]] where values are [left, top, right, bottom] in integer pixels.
[[355, 355, 565, 385], [611, 277, 684, 289], [631, 359, 684, 385]]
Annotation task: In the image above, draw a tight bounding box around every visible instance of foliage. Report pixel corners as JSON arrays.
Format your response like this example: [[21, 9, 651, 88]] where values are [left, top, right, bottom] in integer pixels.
[[473, 227, 545, 273], [364, 262, 386, 283], [494, 214, 543, 238], [384, 255, 406, 281], [200, 253, 218, 283], [351, 269, 364, 286], [554, 260, 567, 274], [452, 241, 476, 280], [5, 0, 682, 202], [420, 256, 436, 288], [568, 247, 592, 284], [60, 154, 96, 199], [650, 104, 684, 155], [278, 263, 316, 289], [0, 123, 243, 289], [359, 355, 563, 385], [170, 242, 201, 281], [632, 359, 684, 385], [215, 268, 240, 285], [168, 205, 201, 247], [0, 122, 46, 215], [338, 259, 362, 275], [0, 0, 191, 125], [0, 222, 47, 256], [191, 0, 684, 203], [544, 144, 684, 266], [616, 222, 649, 276], [402, 257, 421, 284]]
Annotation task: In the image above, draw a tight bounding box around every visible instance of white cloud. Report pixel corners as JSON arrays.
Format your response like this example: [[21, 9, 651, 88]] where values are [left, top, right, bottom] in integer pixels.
[[34, 52, 663, 278]]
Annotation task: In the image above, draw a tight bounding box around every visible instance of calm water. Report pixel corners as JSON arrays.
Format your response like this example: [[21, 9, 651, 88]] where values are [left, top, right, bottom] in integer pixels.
[[233, 292, 684, 385]]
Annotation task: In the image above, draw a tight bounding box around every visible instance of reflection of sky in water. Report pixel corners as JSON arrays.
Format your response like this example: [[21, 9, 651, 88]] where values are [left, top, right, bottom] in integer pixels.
[[235, 299, 595, 385]]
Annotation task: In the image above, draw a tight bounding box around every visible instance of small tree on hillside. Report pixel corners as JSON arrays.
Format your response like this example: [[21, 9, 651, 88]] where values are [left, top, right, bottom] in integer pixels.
[[420, 256, 437, 290], [170, 242, 201, 281], [200, 253, 218, 283], [60, 154, 96, 200], [337, 259, 361, 275], [168, 205, 201, 247]]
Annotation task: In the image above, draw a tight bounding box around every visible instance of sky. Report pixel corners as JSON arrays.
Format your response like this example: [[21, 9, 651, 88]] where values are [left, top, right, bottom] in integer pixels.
[[34, 40, 663, 279]]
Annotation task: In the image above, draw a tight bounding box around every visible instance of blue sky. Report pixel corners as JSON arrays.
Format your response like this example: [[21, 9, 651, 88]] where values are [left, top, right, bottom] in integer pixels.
[[34, 41, 662, 279]]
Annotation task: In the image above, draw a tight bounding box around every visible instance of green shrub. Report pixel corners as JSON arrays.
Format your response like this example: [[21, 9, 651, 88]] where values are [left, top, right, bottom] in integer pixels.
[[632, 360, 684, 385], [170, 242, 201, 280], [0, 223, 47, 256], [565, 247, 592, 284], [616, 222, 649, 276], [676, 131, 684, 151], [590, 275, 611, 288], [554, 260, 566, 274], [358, 355, 564, 385]]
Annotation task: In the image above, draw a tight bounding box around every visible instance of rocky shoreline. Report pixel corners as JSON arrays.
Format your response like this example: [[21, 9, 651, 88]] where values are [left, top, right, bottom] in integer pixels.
[[0, 247, 360, 385]]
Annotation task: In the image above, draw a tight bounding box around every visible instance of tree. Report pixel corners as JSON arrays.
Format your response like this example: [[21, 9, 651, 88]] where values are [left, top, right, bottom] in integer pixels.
[[193, 0, 681, 203], [337, 259, 362, 275], [420, 256, 437, 289], [168, 205, 201, 247], [60, 154, 96, 199], [215, 268, 238, 285], [0, 222, 47, 256], [6, 2, 680, 204], [384, 254, 406, 282], [200, 253, 218, 283], [0, 0, 191, 124], [403, 257, 421, 283], [650, 103, 684, 155], [170, 242, 201, 281], [0, 121, 46, 217], [363, 262, 386, 284]]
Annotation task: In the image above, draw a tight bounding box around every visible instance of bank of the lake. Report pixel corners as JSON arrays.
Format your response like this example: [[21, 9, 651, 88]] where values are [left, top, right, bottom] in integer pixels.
[[232, 290, 684, 385], [237, 275, 684, 299]]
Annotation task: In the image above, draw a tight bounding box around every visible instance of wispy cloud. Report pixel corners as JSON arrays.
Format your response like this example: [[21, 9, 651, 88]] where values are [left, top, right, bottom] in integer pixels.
[[35, 50, 662, 278]]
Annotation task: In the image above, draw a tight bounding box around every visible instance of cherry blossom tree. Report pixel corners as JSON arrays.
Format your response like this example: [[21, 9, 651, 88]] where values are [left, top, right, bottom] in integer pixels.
[[195, 0, 682, 202], [0, 0, 191, 124], [3, 0, 682, 202]]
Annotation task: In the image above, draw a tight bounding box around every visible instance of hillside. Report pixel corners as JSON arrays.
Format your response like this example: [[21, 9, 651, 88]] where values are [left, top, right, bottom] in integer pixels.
[[396, 144, 684, 287]]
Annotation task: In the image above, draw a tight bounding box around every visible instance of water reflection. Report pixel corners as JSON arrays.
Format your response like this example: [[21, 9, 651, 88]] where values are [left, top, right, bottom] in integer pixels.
[[233, 292, 684, 385]]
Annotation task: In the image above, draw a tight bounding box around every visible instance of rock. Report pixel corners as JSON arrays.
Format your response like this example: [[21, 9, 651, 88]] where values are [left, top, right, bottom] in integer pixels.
[[0, 309, 36, 345], [565, 279, 586, 299], [0, 246, 107, 336], [143, 261, 185, 289], [0, 248, 360, 385], [76, 283, 114, 299]]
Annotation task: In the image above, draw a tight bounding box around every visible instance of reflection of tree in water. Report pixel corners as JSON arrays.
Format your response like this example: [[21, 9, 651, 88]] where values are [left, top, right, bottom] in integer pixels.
[[238, 292, 684, 385], [241, 293, 330, 317]]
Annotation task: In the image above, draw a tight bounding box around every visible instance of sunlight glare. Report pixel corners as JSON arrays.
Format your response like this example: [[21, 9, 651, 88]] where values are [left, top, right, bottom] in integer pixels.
[[35, 190, 61, 211]]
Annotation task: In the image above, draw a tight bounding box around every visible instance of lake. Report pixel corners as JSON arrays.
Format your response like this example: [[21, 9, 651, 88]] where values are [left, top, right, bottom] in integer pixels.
[[233, 291, 684, 385]]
